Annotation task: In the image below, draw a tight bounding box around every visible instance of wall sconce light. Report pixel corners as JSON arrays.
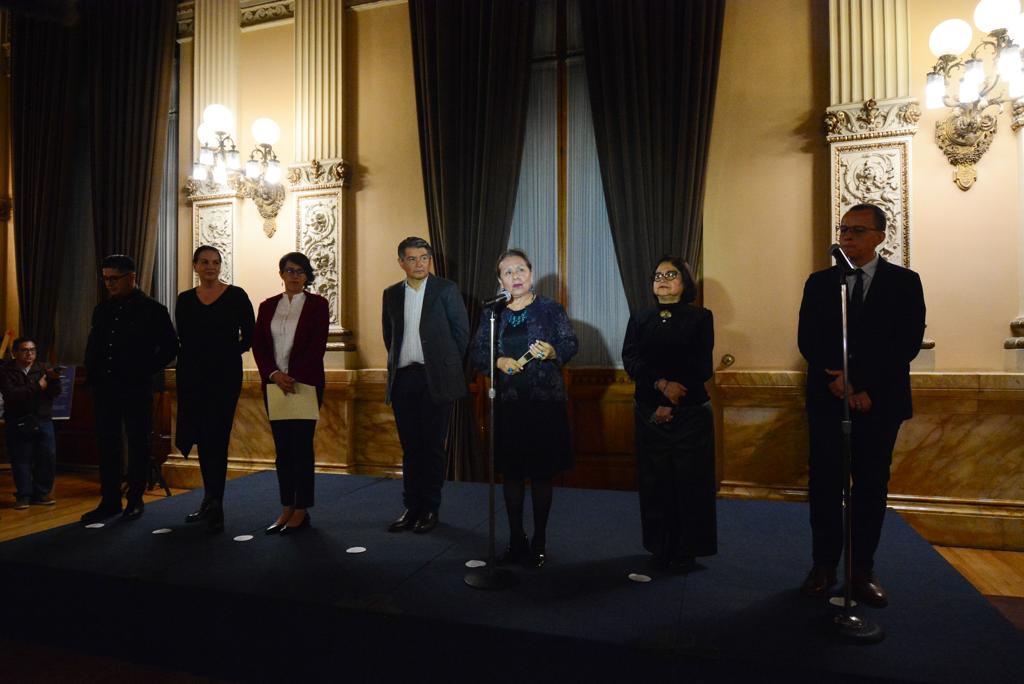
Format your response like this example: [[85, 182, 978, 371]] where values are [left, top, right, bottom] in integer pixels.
[[925, 0, 1024, 191], [239, 117, 285, 238], [188, 104, 286, 237]]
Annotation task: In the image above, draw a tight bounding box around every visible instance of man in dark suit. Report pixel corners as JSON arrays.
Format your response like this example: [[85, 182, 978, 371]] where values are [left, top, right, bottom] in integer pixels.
[[797, 204, 926, 607], [382, 236, 469, 534], [81, 254, 178, 524]]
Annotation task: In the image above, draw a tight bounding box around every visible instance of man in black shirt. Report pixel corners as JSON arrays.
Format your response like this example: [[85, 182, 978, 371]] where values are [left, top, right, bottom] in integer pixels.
[[81, 255, 177, 523]]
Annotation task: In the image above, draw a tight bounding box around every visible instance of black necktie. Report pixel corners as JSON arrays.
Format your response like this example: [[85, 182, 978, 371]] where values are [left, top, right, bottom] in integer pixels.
[[849, 269, 864, 321]]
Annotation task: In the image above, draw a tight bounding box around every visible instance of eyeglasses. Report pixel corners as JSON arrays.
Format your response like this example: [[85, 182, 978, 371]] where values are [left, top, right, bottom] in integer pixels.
[[16, 347, 37, 354], [500, 265, 530, 278], [101, 273, 131, 284], [838, 225, 883, 236], [281, 268, 307, 277], [402, 255, 431, 265], [652, 270, 680, 282]]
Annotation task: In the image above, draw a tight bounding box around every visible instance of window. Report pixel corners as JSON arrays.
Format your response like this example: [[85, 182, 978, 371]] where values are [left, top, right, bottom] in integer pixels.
[[508, 0, 630, 367]]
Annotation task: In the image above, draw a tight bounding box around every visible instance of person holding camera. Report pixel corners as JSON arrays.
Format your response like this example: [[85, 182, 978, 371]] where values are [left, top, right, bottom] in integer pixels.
[[0, 336, 62, 509]]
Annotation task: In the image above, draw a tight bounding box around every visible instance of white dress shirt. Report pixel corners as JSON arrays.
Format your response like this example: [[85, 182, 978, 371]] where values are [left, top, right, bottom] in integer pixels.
[[398, 279, 426, 368], [847, 253, 879, 300], [270, 291, 305, 377]]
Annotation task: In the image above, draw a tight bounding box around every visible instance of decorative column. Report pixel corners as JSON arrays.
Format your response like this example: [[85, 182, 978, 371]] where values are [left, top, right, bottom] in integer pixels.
[[1007, 103, 1024, 351], [825, 0, 932, 349], [288, 0, 351, 348], [183, 0, 241, 285]]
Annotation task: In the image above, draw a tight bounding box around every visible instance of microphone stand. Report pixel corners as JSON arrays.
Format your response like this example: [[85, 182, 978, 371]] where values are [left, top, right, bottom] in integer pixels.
[[465, 304, 517, 590], [829, 249, 883, 643]]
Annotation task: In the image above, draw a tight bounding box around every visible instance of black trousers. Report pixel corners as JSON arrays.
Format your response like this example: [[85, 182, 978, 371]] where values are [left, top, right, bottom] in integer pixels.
[[197, 433, 229, 501], [808, 407, 902, 570], [391, 364, 452, 512], [269, 419, 317, 508], [94, 383, 153, 507]]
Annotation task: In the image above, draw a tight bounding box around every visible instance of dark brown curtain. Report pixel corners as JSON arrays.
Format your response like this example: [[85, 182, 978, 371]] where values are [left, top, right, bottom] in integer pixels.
[[84, 0, 175, 290], [409, 0, 535, 480], [580, 0, 725, 313], [10, 14, 78, 358]]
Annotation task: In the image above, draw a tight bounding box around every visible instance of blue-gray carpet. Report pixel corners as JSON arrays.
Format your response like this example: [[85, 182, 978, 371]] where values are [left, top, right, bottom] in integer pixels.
[[1, 472, 1020, 683]]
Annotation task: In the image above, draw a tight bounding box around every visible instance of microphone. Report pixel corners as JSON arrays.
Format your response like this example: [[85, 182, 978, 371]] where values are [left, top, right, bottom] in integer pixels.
[[482, 290, 511, 308], [828, 243, 856, 272]]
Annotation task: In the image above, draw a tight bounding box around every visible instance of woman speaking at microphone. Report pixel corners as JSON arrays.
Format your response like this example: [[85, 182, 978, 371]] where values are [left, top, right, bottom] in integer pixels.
[[470, 249, 578, 568]]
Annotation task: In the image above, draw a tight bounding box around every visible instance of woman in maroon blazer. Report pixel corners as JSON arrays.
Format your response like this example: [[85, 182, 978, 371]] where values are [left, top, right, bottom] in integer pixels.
[[251, 252, 329, 535]]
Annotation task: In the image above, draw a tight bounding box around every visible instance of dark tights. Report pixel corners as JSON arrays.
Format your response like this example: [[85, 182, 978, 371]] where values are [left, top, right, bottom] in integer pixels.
[[503, 478, 553, 550]]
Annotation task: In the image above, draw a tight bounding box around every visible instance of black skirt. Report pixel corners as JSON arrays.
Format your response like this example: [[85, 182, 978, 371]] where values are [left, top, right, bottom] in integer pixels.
[[495, 399, 572, 480], [635, 401, 717, 559]]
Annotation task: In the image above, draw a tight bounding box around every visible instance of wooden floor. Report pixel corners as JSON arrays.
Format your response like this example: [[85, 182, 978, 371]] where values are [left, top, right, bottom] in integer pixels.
[[0, 468, 1021, 680]]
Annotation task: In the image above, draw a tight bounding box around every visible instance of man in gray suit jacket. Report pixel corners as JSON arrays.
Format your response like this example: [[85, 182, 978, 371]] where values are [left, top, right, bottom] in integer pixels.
[[382, 236, 469, 533]]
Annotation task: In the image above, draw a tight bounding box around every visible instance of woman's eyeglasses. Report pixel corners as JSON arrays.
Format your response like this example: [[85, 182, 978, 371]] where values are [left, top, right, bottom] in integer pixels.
[[652, 270, 679, 282], [281, 268, 306, 277]]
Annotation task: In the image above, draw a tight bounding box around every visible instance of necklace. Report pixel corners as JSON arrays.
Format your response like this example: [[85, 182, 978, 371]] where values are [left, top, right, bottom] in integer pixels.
[[507, 293, 534, 326]]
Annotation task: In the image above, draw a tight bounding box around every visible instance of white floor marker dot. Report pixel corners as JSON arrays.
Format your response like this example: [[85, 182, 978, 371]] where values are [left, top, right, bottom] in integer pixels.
[[233, 534, 254, 542], [84, 523, 105, 529], [346, 546, 367, 554], [152, 528, 173, 535], [628, 573, 652, 583], [465, 559, 486, 568]]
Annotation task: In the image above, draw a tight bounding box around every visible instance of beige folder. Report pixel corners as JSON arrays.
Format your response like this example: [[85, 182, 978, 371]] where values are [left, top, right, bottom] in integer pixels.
[[266, 382, 320, 421]]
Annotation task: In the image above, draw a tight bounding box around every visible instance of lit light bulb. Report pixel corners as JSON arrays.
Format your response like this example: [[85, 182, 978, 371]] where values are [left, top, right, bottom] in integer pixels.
[[245, 159, 261, 179], [202, 103, 234, 135], [929, 18, 973, 57], [192, 164, 208, 182], [959, 75, 981, 103], [251, 118, 281, 146], [199, 145, 214, 167], [264, 160, 282, 185], [213, 162, 228, 185], [926, 71, 947, 108], [974, 0, 1021, 34], [999, 45, 1023, 81], [1009, 72, 1024, 98], [964, 59, 986, 87], [227, 149, 241, 171]]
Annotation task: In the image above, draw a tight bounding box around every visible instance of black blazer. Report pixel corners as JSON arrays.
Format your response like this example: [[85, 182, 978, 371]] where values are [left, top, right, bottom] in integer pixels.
[[382, 274, 470, 404], [798, 257, 926, 422]]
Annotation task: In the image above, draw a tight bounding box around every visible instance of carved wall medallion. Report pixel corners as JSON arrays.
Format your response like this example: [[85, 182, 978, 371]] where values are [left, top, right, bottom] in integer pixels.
[[825, 97, 920, 142], [288, 159, 350, 191], [1013, 101, 1024, 132], [831, 139, 911, 267], [235, 178, 285, 237], [192, 201, 235, 285], [296, 192, 344, 332], [935, 112, 996, 192]]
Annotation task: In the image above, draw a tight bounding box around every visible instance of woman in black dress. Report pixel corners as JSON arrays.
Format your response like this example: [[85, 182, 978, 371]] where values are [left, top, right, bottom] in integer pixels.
[[621, 256, 716, 572], [470, 249, 578, 568], [175, 245, 255, 532]]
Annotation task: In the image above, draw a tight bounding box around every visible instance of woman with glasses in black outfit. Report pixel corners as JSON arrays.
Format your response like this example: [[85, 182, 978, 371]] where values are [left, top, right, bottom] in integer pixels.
[[251, 252, 329, 536], [621, 256, 716, 572], [176, 246, 255, 533]]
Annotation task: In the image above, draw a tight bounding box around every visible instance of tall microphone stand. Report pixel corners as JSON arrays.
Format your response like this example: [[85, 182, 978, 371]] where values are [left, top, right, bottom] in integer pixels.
[[828, 245, 883, 643], [465, 302, 517, 590]]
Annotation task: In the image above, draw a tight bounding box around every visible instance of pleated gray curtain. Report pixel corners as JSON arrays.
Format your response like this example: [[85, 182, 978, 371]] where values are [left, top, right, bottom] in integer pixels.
[[579, 0, 725, 313], [409, 0, 535, 480], [84, 0, 176, 290], [10, 13, 78, 358]]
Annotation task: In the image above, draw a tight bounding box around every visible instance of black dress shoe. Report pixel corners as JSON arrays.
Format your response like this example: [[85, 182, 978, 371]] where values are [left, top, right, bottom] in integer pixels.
[[497, 534, 529, 565], [852, 569, 889, 608], [122, 502, 145, 521], [388, 509, 418, 533], [801, 564, 838, 597], [81, 504, 122, 524], [185, 498, 211, 524], [205, 501, 224, 534], [527, 539, 546, 569], [265, 520, 287, 535], [412, 510, 438, 534], [279, 512, 311, 536]]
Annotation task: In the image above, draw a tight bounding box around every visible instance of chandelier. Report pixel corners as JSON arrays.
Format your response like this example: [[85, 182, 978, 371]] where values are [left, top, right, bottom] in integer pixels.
[[925, 0, 1024, 190]]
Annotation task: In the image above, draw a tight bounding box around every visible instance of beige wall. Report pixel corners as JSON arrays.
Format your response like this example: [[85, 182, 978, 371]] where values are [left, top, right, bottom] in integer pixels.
[[705, 0, 1021, 373], [704, 0, 831, 371], [345, 3, 428, 368]]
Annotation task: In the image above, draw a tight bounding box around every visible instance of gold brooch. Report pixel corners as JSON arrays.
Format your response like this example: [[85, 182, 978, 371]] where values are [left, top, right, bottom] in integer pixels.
[[659, 310, 672, 320]]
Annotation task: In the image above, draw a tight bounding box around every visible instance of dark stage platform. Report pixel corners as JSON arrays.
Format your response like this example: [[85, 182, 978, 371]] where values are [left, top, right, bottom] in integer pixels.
[[1, 472, 1021, 682]]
